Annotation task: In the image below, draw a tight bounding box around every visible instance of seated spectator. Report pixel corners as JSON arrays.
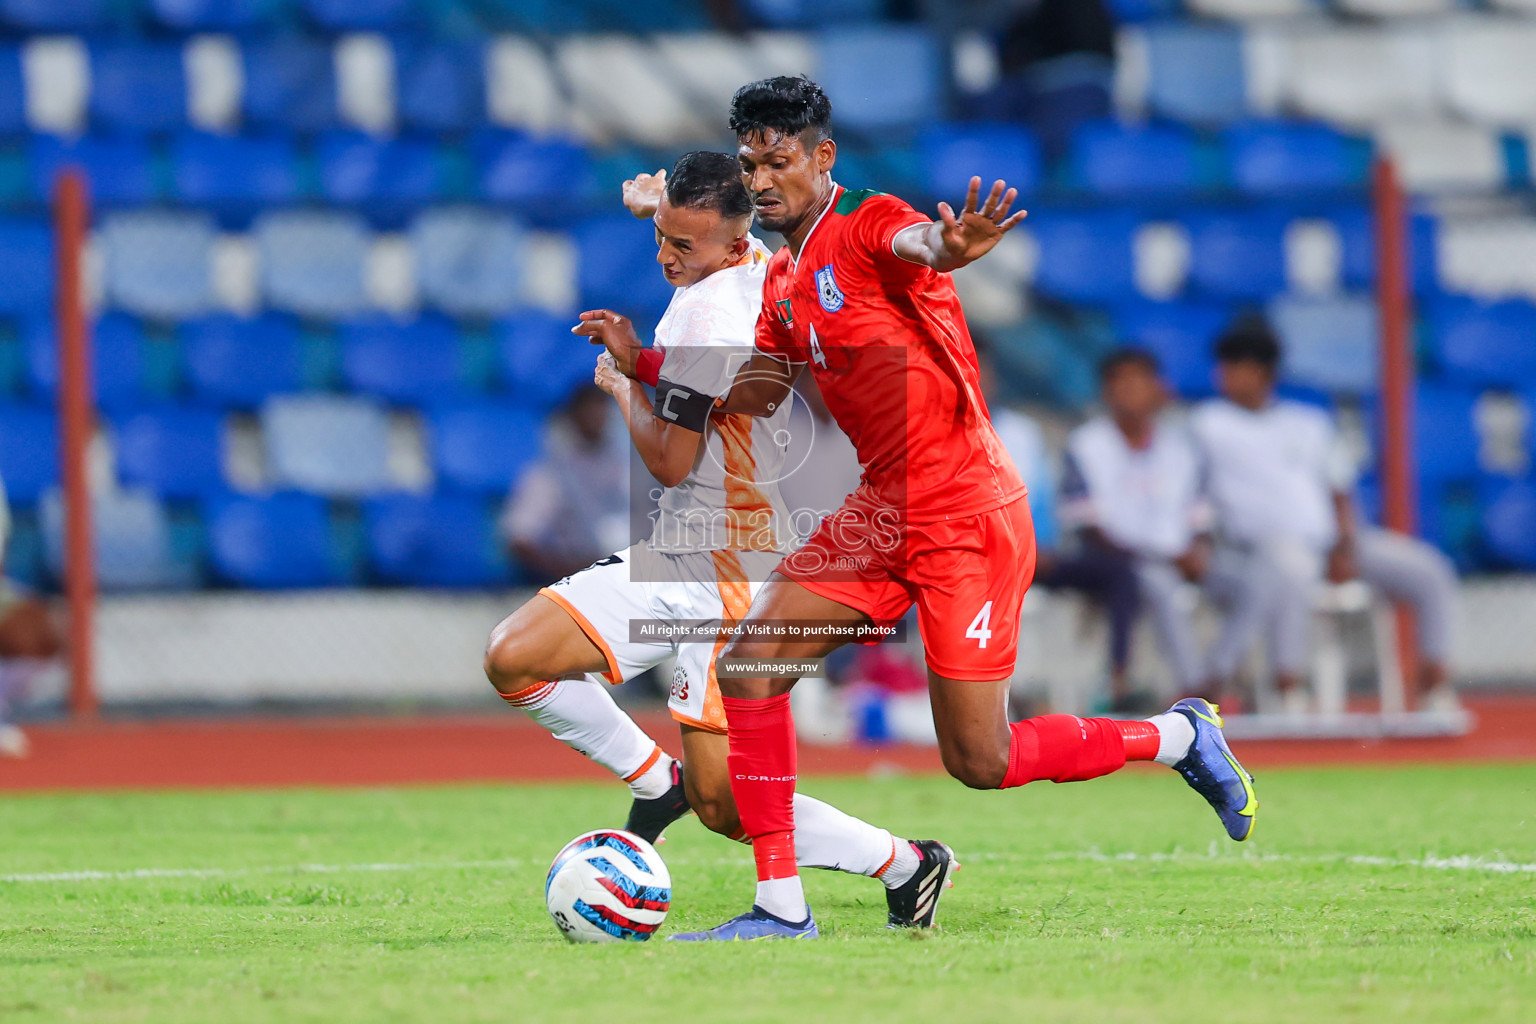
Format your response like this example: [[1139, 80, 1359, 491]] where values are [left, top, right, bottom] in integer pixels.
[[1190, 318, 1358, 712], [984, 356, 1142, 711], [1060, 349, 1213, 698], [1352, 523, 1461, 712], [499, 386, 632, 584], [0, 473, 64, 758]]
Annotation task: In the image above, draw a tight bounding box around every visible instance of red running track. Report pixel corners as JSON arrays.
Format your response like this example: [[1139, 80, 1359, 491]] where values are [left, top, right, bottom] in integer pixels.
[[2, 697, 1534, 792]]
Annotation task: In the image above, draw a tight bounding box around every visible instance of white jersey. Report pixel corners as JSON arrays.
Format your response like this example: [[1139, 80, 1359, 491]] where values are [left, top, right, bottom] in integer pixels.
[[647, 238, 792, 555]]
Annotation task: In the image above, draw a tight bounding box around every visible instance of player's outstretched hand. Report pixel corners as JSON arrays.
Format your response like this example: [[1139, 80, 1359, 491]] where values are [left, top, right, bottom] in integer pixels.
[[622, 169, 666, 220], [935, 176, 1027, 271], [572, 309, 644, 378]]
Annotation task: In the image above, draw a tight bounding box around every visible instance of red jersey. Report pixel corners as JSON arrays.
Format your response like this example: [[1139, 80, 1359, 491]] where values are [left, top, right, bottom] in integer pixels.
[[755, 184, 1025, 523]]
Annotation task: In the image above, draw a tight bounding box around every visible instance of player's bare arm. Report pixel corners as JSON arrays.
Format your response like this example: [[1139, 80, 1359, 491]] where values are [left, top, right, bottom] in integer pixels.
[[572, 309, 645, 377], [893, 176, 1028, 274], [716, 351, 802, 416], [594, 352, 702, 488], [622, 169, 666, 220]]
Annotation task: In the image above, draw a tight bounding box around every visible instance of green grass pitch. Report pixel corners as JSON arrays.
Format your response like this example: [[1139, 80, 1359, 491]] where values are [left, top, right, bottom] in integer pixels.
[[2, 762, 1533, 1023]]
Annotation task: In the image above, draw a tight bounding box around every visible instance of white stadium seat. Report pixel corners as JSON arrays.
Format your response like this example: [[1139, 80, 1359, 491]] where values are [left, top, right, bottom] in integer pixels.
[[1336, 0, 1455, 16], [262, 394, 393, 498], [1441, 18, 1536, 126], [554, 35, 712, 147], [335, 33, 395, 136], [184, 34, 242, 132], [486, 36, 566, 133], [21, 35, 88, 134], [1285, 26, 1437, 127], [1374, 120, 1505, 193], [1437, 218, 1536, 302]]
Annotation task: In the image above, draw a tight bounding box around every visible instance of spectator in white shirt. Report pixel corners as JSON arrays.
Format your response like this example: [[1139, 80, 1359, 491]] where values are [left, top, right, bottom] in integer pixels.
[[1190, 319, 1358, 710], [0, 472, 63, 758], [1060, 349, 1212, 695]]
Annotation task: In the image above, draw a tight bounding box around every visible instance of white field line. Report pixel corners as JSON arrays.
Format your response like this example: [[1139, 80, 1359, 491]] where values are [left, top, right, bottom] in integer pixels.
[[2, 850, 1533, 885]]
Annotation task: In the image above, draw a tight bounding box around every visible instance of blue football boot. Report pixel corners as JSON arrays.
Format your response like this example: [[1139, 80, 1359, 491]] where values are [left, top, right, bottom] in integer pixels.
[[1168, 698, 1258, 841], [668, 906, 819, 942]]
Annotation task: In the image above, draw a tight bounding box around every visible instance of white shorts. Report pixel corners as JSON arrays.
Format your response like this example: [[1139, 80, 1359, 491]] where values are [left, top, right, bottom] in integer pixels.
[[540, 543, 781, 734]]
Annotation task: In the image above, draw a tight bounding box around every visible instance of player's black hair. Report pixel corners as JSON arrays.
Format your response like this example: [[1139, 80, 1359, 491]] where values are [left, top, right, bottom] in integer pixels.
[[1098, 347, 1162, 381], [728, 75, 833, 145], [665, 151, 753, 221], [1214, 315, 1283, 370]]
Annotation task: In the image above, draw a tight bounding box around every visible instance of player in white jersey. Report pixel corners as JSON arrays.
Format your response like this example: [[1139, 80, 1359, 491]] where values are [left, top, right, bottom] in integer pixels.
[[483, 153, 942, 927]]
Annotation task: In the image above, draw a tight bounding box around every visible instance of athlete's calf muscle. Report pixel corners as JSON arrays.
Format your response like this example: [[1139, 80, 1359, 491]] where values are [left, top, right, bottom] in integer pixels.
[[483, 594, 608, 695]]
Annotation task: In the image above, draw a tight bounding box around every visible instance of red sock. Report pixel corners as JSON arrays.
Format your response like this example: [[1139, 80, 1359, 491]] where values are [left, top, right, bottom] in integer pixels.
[[722, 693, 798, 881], [999, 714, 1131, 789], [1115, 720, 1161, 762]]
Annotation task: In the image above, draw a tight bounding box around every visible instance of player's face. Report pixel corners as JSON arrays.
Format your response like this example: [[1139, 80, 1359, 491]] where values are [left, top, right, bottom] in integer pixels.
[[1102, 363, 1166, 422], [1217, 360, 1276, 410], [652, 196, 749, 289], [737, 129, 835, 236]]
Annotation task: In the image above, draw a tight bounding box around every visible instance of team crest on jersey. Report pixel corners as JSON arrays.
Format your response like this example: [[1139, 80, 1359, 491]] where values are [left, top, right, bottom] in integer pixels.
[[670, 665, 689, 703], [816, 264, 845, 312], [775, 297, 794, 328]]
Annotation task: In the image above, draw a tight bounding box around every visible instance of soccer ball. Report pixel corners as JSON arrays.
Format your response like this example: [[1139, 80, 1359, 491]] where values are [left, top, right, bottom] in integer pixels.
[[545, 829, 671, 943]]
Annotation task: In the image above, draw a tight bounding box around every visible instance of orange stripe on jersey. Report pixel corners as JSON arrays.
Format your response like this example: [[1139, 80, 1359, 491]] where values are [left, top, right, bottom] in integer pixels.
[[537, 587, 623, 684], [715, 412, 777, 552], [695, 548, 753, 735]]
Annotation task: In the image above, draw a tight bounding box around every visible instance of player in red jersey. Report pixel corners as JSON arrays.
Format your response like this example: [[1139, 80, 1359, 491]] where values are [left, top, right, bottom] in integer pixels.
[[671, 77, 1259, 942]]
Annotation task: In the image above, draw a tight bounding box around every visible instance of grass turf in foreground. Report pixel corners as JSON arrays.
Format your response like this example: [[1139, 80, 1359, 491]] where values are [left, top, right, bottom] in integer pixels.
[[1, 763, 1533, 1023]]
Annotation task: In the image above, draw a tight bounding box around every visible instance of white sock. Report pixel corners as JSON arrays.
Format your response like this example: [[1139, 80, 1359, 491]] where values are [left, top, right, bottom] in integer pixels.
[[792, 794, 915, 888], [502, 676, 669, 798], [754, 875, 808, 923], [1148, 711, 1196, 767]]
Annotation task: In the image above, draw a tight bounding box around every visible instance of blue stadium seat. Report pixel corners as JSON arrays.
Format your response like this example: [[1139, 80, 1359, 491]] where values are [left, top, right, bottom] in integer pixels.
[[365, 493, 508, 587], [255, 210, 370, 320], [575, 213, 675, 320], [1104, 0, 1179, 20], [113, 406, 226, 501], [1030, 210, 1140, 304], [411, 207, 526, 319], [815, 27, 943, 130], [429, 401, 544, 495], [340, 314, 466, 406], [1329, 206, 1440, 296], [740, 0, 883, 26], [476, 131, 591, 208], [0, 0, 109, 30], [29, 135, 155, 205], [1481, 480, 1536, 569], [41, 486, 182, 590], [498, 310, 597, 410], [243, 38, 339, 134], [24, 313, 145, 413], [0, 46, 25, 135], [1069, 120, 1203, 197], [918, 123, 1041, 204], [172, 132, 301, 206], [1270, 294, 1379, 393], [100, 210, 216, 320], [261, 394, 393, 498], [301, 0, 414, 29], [208, 493, 339, 588], [1405, 383, 1480, 486], [1113, 301, 1229, 398], [1143, 23, 1246, 124], [1225, 122, 1369, 196], [396, 41, 483, 133], [0, 405, 57, 503], [0, 219, 52, 315], [1183, 210, 1288, 301], [317, 133, 442, 206], [182, 314, 303, 407], [1431, 297, 1536, 390], [150, 0, 273, 30], [90, 43, 186, 134]]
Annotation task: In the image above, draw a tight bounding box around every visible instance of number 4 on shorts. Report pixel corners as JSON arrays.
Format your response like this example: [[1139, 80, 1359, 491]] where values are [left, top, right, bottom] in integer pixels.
[[966, 601, 993, 649]]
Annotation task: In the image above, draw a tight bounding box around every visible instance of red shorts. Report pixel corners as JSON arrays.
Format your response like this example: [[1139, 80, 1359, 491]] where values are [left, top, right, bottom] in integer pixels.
[[776, 493, 1037, 680]]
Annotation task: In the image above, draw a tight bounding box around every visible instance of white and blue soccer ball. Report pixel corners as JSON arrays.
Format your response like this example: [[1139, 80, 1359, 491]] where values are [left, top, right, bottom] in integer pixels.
[[545, 829, 671, 943]]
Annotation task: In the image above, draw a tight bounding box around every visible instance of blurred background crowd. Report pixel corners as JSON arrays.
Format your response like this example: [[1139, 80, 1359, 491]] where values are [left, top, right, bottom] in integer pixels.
[[1, 0, 1534, 746]]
